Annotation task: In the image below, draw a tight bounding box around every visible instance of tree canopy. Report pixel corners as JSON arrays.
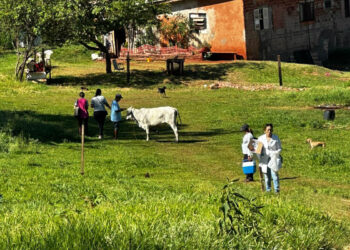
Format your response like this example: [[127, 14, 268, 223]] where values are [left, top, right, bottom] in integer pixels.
[[0, 0, 73, 80], [60, 0, 170, 73], [0, 0, 169, 77]]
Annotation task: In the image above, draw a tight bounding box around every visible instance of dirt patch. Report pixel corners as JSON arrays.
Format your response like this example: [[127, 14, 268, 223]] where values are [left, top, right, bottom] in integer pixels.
[[268, 106, 313, 110], [207, 81, 307, 92]]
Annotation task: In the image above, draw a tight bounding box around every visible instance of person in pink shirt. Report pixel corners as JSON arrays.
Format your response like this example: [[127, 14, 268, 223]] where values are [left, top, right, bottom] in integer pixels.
[[74, 92, 89, 136]]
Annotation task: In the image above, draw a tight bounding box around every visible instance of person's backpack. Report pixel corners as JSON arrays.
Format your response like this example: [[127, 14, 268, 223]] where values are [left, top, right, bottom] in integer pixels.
[[74, 100, 80, 117]]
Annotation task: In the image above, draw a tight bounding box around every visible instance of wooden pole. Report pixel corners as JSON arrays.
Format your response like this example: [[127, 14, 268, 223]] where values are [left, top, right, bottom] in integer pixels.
[[126, 51, 130, 84], [277, 55, 282, 86], [258, 166, 265, 192], [41, 48, 45, 69], [81, 124, 85, 175]]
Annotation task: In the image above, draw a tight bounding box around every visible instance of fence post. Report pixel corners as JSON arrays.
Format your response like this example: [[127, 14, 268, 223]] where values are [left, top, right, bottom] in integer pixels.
[[42, 48, 45, 68], [277, 55, 283, 86], [80, 124, 85, 175], [127, 51, 130, 84]]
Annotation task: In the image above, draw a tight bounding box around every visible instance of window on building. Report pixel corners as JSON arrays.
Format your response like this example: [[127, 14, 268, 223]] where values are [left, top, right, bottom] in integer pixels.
[[324, 0, 332, 8], [300, 1, 315, 22], [189, 13, 207, 31], [254, 7, 270, 30], [345, 0, 350, 17]]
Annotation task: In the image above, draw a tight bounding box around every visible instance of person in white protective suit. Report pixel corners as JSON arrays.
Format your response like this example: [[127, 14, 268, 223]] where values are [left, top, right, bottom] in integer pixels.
[[258, 124, 282, 193]]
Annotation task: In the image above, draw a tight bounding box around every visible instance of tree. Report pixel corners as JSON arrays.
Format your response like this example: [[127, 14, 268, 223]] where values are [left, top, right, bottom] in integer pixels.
[[0, 0, 71, 81], [0, 0, 169, 78], [0, 30, 14, 50], [68, 0, 169, 73]]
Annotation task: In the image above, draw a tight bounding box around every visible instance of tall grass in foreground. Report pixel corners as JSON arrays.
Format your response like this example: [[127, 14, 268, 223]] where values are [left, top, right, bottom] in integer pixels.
[[218, 180, 346, 249], [0, 170, 346, 249], [0, 129, 39, 154]]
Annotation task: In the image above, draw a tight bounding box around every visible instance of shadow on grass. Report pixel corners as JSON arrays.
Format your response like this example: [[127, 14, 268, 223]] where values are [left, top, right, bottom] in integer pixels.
[[0, 51, 15, 57], [280, 177, 299, 181], [156, 139, 208, 143], [49, 63, 250, 88], [0, 110, 230, 144], [117, 123, 230, 143]]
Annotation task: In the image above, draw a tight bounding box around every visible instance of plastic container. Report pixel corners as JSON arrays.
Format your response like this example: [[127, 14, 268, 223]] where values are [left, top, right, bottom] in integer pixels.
[[323, 110, 335, 120], [242, 160, 256, 174]]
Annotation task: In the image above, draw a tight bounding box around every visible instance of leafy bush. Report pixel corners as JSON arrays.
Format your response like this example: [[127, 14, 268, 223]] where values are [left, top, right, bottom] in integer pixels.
[[0, 31, 13, 50], [219, 180, 266, 247], [159, 14, 192, 48]]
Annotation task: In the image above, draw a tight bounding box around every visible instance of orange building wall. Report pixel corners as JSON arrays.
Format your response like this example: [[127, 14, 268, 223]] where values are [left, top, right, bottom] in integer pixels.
[[171, 0, 247, 58], [201, 0, 246, 58]]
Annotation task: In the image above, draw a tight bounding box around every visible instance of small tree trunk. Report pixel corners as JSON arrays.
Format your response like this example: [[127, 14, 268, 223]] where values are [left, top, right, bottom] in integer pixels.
[[83, 38, 112, 74], [16, 37, 34, 81], [105, 52, 112, 74], [18, 51, 28, 81], [15, 39, 20, 77], [18, 49, 33, 82], [19, 60, 26, 81], [15, 56, 20, 78]]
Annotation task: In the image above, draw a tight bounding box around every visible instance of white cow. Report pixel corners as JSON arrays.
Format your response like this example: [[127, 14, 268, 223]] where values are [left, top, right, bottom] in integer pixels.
[[126, 106, 181, 142]]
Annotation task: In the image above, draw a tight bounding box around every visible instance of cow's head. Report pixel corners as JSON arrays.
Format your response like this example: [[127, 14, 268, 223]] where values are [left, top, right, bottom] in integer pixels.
[[126, 107, 134, 120]]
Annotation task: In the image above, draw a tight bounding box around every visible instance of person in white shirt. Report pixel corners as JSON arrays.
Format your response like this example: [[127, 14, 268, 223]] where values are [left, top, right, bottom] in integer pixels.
[[241, 124, 255, 182], [258, 124, 282, 193], [91, 89, 111, 139]]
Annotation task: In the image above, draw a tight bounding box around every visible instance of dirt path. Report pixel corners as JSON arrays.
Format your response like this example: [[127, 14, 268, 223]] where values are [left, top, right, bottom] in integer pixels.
[[208, 81, 307, 91]]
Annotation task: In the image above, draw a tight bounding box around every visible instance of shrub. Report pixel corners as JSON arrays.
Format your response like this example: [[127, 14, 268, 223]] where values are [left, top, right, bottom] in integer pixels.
[[159, 14, 192, 48], [219, 180, 266, 247], [0, 31, 13, 50]]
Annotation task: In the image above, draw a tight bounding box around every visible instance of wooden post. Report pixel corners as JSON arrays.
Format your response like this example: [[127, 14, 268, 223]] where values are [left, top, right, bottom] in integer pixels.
[[166, 60, 170, 75], [80, 124, 85, 175], [277, 55, 282, 86], [126, 51, 130, 84], [41, 48, 45, 68], [258, 166, 265, 192]]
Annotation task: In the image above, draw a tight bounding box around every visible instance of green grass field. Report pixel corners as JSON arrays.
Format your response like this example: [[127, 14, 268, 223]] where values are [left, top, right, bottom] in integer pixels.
[[0, 46, 349, 249]]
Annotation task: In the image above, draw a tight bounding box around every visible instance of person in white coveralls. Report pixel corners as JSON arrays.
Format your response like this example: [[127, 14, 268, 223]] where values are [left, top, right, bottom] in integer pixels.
[[258, 124, 282, 193]]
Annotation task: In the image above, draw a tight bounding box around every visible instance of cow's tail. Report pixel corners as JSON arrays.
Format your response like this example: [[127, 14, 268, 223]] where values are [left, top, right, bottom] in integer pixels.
[[176, 109, 182, 126]]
